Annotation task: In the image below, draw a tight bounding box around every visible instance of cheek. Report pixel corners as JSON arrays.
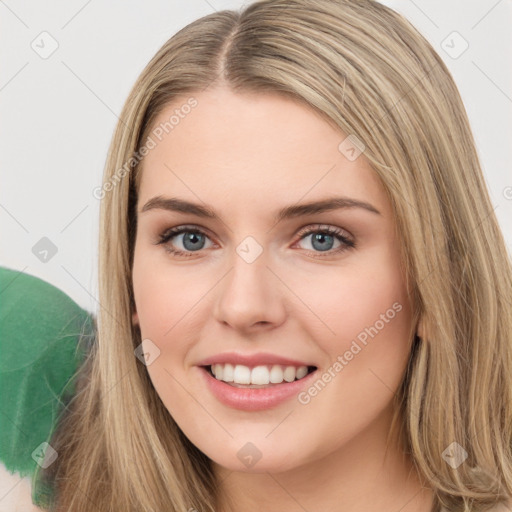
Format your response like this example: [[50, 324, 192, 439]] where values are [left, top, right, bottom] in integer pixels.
[[131, 245, 214, 373], [291, 255, 410, 347], [303, 265, 412, 418], [288, 255, 414, 409], [132, 243, 194, 337], [131, 249, 199, 418]]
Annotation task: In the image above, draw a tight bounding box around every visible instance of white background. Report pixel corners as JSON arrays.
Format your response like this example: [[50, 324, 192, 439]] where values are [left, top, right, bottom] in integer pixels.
[[1, 0, 511, 314]]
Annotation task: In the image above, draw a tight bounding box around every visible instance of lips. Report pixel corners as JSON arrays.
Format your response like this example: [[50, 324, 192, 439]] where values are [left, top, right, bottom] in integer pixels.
[[198, 364, 319, 411], [196, 351, 315, 368], [195, 351, 319, 411]]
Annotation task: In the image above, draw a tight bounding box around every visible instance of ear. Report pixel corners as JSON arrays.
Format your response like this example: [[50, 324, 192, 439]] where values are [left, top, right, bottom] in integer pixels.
[[416, 316, 426, 341]]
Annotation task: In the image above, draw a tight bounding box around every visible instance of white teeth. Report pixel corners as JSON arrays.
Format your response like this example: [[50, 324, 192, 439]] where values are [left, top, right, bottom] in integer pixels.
[[269, 365, 284, 383], [251, 365, 270, 385], [233, 364, 251, 384], [296, 366, 308, 379], [210, 363, 311, 385], [213, 363, 223, 380], [223, 363, 234, 382], [283, 366, 296, 382]]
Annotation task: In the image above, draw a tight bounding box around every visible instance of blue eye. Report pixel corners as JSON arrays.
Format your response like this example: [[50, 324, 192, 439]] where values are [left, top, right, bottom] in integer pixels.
[[295, 225, 355, 253], [157, 227, 213, 257], [156, 224, 355, 258]]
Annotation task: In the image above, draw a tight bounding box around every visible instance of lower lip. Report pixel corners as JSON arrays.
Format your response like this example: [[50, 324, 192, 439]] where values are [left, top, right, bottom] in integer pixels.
[[198, 366, 318, 411]]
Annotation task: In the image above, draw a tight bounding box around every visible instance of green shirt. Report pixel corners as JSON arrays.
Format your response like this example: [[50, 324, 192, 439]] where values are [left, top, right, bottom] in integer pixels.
[[0, 266, 94, 508]]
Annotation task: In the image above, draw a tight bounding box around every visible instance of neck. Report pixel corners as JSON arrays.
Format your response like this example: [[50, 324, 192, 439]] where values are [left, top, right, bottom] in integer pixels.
[[213, 404, 434, 512]]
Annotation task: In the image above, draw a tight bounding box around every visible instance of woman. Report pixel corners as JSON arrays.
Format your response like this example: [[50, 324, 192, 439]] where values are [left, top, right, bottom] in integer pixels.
[[37, 0, 512, 510]]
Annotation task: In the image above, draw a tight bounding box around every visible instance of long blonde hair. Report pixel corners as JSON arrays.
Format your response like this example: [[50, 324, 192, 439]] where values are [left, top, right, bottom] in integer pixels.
[[38, 0, 512, 510]]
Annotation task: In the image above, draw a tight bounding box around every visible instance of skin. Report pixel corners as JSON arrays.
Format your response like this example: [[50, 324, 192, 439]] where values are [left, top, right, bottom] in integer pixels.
[[131, 86, 434, 511]]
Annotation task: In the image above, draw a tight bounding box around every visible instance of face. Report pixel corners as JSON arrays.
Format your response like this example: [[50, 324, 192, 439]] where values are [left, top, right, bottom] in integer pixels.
[[131, 86, 415, 474]]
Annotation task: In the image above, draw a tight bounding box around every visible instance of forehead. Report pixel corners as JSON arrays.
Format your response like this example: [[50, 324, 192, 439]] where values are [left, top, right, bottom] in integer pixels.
[[137, 87, 387, 216]]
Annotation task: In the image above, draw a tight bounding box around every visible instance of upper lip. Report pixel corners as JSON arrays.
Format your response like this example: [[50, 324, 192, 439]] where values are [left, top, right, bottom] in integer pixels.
[[196, 352, 316, 368]]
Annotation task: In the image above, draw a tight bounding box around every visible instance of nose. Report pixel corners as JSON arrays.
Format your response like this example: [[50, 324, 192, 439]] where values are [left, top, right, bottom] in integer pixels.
[[213, 248, 287, 333]]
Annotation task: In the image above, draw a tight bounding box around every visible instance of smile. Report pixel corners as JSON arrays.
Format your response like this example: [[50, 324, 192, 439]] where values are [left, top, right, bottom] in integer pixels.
[[207, 363, 316, 387], [198, 364, 319, 411]]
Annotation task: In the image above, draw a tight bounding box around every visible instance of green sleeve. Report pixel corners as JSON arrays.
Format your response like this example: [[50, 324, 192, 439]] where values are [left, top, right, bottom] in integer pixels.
[[0, 266, 94, 507]]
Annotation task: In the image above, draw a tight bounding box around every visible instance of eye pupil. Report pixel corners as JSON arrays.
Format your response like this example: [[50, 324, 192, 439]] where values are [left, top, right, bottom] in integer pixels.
[[312, 233, 334, 252], [183, 232, 205, 251]]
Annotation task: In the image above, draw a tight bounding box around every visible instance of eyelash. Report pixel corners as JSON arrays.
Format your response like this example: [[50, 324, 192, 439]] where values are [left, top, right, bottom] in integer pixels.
[[155, 224, 356, 259]]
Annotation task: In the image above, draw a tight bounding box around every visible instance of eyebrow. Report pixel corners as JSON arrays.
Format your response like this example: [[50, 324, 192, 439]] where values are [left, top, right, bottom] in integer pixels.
[[140, 195, 381, 222]]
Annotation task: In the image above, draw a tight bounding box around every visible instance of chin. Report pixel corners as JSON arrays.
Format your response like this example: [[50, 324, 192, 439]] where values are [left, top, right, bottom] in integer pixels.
[[214, 454, 301, 474], [199, 437, 309, 474]]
